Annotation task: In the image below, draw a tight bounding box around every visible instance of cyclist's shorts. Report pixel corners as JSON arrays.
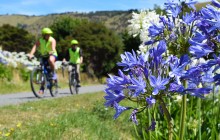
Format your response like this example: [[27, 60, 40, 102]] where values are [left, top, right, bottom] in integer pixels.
[[50, 55, 58, 61]]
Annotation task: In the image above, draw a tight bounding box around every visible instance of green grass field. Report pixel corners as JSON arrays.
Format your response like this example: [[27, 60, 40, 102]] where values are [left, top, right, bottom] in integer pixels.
[[0, 92, 135, 139]]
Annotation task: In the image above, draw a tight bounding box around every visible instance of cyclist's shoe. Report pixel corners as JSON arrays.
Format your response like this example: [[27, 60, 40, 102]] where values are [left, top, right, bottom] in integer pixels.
[[76, 83, 81, 87], [49, 72, 57, 80], [38, 87, 44, 94]]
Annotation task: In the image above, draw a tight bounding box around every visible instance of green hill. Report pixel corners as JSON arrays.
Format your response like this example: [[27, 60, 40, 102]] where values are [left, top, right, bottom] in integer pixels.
[[0, 10, 135, 36], [0, 1, 211, 36]]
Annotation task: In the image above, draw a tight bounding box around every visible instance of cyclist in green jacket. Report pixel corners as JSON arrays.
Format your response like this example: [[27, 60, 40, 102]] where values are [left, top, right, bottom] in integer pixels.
[[63, 39, 83, 87], [29, 27, 58, 93]]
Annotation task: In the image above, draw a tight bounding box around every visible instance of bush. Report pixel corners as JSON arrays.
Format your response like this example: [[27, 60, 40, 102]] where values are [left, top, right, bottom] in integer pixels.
[[0, 64, 13, 81]]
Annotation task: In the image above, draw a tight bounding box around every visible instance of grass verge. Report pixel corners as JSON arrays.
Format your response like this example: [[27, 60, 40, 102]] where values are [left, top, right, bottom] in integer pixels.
[[0, 92, 135, 139]]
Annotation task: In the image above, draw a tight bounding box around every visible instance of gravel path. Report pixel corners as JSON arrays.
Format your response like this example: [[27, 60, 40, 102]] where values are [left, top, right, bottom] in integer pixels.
[[0, 85, 106, 107]]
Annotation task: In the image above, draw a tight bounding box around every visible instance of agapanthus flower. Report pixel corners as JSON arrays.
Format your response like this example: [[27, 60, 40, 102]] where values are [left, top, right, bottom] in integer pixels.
[[104, 89, 125, 107], [130, 109, 138, 125], [128, 76, 146, 96], [146, 96, 156, 107], [104, 0, 220, 132], [149, 75, 169, 95], [113, 102, 130, 119]]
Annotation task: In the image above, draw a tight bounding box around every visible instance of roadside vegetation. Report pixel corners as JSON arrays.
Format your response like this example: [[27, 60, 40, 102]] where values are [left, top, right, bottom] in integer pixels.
[[0, 92, 135, 139]]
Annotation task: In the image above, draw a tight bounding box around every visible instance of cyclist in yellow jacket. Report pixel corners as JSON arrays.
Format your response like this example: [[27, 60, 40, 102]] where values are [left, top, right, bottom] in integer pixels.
[[63, 39, 83, 87], [29, 27, 58, 93]]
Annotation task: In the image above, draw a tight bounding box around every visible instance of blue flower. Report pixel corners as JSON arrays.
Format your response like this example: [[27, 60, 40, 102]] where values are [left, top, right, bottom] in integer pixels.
[[117, 50, 142, 71], [147, 119, 156, 131], [113, 102, 130, 119], [201, 5, 220, 33], [104, 90, 125, 107], [146, 96, 156, 107], [148, 23, 164, 37], [169, 55, 190, 84], [185, 88, 212, 98], [128, 76, 146, 96], [149, 75, 169, 95], [106, 70, 131, 91], [189, 39, 213, 58], [213, 74, 220, 85], [191, 31, 207, 43], [130, 109, 138, 125], [169, 82, 185, 93], [154, 40, 167, 57], [183, 12, 196, 25], [212, 0, 220, 8]]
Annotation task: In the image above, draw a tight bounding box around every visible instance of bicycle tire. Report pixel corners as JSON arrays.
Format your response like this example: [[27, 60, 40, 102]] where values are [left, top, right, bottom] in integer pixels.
[[30, 68, 47, 98], [69, 72, 78, 94], [49, 79, 58, 97]]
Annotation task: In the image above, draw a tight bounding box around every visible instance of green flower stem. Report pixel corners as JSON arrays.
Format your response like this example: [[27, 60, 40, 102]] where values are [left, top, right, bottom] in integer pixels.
[[197, 98, 201, 140], [179, 94, 187, 140], [157, 96, 173, 140], [148, 108, 152, 140]]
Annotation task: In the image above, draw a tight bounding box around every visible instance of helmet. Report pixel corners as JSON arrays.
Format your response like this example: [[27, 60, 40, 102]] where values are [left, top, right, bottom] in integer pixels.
[[71, 39, 79, 45], [42, 28, 53, 34]]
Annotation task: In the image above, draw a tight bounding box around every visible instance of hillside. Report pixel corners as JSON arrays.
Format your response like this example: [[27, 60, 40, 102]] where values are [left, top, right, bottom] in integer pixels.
[[0, 0, 211, 36], [0, 10, 135, 36]]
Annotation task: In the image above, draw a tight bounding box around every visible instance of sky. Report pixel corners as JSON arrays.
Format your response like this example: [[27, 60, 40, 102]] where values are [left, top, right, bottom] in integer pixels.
[[0, 0, 210, 16]]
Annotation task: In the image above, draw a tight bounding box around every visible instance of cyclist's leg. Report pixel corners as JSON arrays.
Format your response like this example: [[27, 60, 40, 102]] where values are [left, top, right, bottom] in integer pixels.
[[48, 55, 56, 71], [68, 65, 72, 74], [48, 55, 57, 79], [76, 64, 81, 87]]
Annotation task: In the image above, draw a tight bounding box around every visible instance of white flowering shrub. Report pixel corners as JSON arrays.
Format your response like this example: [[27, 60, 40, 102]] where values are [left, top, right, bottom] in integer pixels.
[[0, 48, 62, 71], [127, 10, 160, 52]]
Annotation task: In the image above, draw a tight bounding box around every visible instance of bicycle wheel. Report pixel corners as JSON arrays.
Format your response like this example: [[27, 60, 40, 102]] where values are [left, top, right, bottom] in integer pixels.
[[49, 79, 58, 97], [30, 68, 47, 98], [69, 72, 77, 94]]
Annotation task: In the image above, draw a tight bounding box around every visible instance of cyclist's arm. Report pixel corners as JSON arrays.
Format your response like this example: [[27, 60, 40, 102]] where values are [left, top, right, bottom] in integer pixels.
[[29, 41, 39, 58], [49, 37, 56, 55]]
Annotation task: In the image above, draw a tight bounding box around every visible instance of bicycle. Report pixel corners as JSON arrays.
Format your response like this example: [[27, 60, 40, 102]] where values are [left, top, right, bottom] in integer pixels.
[[62, 62, 79, 94], [30, 56, 58, 98]]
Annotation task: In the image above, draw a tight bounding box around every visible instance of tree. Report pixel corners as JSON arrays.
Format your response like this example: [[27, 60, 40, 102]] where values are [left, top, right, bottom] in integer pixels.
[[121, 30, 141, 52], [72, 21, 124, 77], [50, 17, 124, 77], [0, 24, 34, 52]]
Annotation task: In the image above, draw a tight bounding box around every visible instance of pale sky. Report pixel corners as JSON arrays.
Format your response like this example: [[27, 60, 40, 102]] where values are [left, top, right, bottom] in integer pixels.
[[0, 0, 210, 16]]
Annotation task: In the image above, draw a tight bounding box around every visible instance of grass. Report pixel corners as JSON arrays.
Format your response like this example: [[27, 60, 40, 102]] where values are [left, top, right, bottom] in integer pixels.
[[0, 92, 135, 139]]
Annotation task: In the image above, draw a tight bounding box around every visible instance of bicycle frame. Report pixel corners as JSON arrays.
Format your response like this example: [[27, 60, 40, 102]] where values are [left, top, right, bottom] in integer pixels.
[[30, 56, 58, 98]]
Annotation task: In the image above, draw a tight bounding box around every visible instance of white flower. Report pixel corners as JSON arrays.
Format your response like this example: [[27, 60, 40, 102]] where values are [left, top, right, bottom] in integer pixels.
[[127, 10, 161, 53]]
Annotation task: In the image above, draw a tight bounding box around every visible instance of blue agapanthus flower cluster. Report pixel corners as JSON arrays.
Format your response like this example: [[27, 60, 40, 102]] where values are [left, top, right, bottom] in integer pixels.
[[104, 0, 220, 128]]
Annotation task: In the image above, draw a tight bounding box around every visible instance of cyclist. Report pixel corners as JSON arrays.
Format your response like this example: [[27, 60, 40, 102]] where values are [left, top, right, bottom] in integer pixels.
[[62, 39, 83, 87], [28, 27, 58, 94]]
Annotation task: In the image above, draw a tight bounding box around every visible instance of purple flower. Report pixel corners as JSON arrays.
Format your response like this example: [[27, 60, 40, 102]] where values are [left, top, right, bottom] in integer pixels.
[[169, 55, 190, 84], [149, 75, 169, 95], [148, 23, 164, 37], [169, 82, 185, 93], [212, 0, 220, 8], [117, 50, 142, 71], [128, 76, 146, 96], [146, 96, 156, 107], [113, 102, 130, 119], [147, 119, 156, 131], [200, 5, 220, 33], [183, 12, 196, 25], [185, 88, 212, 98], [104, 90, 125, 107], [191, 31, 207, 43], [130, 109, 138, 125], [189, 45, 213, 58]]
